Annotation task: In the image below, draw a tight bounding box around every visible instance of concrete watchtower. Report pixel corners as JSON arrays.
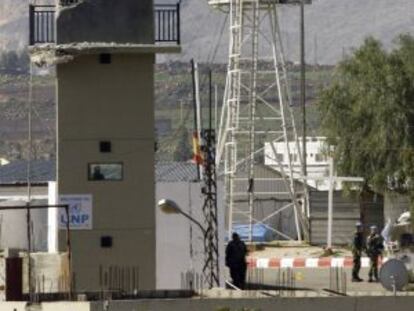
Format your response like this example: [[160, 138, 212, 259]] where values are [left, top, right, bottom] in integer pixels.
[[29, 0, 181, 291]]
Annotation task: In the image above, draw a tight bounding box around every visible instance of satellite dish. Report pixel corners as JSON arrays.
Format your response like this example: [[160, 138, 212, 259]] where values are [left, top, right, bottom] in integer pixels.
[[379, 259, 409, 291]]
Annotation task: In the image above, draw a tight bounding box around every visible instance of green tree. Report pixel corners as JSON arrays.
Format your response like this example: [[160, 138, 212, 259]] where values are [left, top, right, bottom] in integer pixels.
[[318, 36, 414, 217], [173, 126, 192, 161]]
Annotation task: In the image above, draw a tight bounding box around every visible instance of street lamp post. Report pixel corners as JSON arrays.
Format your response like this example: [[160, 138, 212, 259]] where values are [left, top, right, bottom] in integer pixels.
[[159, 199, 220, 288], [158, 199, 207, 236]]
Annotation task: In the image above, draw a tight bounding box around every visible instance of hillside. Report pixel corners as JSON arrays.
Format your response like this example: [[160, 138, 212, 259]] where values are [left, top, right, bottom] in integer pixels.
[[0, 0, 27, 51], [165, 0, 414, 64], [0, 62, 328, 161], [1, 0, 414, 64], [1, 0, 413, 161]]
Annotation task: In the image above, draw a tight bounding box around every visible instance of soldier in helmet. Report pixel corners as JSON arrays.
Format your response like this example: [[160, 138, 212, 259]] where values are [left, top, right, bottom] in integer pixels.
[[352, 222, 365, 282], [366, 225, 384, 282]]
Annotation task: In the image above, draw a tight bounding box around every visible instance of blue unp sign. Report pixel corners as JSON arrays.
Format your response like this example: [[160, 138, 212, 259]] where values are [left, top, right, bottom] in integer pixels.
[[59, 194, 93, 230]]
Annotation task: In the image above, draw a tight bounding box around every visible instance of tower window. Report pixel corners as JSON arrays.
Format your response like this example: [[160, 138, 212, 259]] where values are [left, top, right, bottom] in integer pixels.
[[99, 53, 112, 64], [101, 236, 113, 248], [88, 163, 123, 181], [100, 141, 112, 153]]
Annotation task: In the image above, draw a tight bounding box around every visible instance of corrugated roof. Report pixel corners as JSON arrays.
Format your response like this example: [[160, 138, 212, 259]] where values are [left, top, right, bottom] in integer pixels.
[[0, 160, 55, 184], [155, 162, 199, 182], [0, 160, 310, 187]]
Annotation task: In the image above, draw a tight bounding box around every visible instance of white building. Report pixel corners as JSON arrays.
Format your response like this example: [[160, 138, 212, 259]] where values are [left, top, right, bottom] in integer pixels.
[[264, 137, 342, 190]]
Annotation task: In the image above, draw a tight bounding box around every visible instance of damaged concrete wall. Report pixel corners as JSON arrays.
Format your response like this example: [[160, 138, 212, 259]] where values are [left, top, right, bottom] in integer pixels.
[[22, 253, 70, 294], [56, 0, 154, 44]]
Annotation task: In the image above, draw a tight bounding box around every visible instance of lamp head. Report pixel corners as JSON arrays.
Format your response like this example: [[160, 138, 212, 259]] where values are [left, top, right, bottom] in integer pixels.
[[158, 199, 181, 214]]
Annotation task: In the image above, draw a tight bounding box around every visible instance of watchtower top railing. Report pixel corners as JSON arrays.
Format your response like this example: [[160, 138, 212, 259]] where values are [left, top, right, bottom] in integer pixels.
[[208, 0, 311, 7], [29, 3, 181, 45], [59, 0, 80, 6]]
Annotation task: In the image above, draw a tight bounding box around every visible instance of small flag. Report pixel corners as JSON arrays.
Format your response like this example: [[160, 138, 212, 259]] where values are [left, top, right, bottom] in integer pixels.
[[192, 131, 203, 165]]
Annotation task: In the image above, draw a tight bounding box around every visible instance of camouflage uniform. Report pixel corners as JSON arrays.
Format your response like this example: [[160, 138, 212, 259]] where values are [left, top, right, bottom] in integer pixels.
[[366, 232, 383, 281], [352, 231, 364, 281]]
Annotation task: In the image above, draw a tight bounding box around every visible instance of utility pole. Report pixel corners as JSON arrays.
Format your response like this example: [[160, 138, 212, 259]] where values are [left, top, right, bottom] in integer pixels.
[[300, 0, 307, 180], [26, 61, 34, 301]]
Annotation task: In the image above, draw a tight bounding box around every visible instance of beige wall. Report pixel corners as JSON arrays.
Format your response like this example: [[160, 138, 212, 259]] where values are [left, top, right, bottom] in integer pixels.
[[56, 53, 156, 291]]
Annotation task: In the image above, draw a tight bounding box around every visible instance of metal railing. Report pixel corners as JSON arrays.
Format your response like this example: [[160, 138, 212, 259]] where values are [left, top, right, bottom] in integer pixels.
[[59, 0, 80, 6], [154, 4, 181, 44], [29, 3, 181, 45], [29, 5, 55, 45]]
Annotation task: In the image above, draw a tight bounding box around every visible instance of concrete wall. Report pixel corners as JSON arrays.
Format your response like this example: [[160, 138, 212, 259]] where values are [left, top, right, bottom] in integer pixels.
[[2, 296, 414, 311], [231, 165, 300, 240], [156, 182, 225, 289], [0, 207, 47, 251], [22, 253, 70, 294], [0, 185, 48, 251], [87, 297, 414, 311], [56, 53, 156, 291], [56, 0, 154, 44], [384, 192, 411, 222], [309, 191, 383, 245]]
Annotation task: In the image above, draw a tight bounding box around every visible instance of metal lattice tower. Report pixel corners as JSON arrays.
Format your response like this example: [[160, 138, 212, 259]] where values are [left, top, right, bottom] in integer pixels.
[[201, 128, 220, 288], [210, 0, 310, 242]]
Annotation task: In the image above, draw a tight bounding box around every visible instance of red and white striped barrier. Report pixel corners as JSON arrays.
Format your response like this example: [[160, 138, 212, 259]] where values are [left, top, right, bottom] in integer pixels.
[[247, 257, 389, 269]]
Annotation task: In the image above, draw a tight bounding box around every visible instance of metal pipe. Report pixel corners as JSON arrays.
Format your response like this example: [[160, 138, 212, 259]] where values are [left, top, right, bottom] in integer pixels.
[[29, 5, 34, 45], [26, 60, 34, 301], [327, 155, 334, 248], [300, 0, 307, 180], [177, 3, 181, 44], [191, 59, 201, 180]]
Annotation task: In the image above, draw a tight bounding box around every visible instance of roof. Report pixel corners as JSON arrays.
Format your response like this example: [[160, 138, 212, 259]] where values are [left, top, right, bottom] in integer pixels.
[[0, 160, 199, 184], [0, 160, 301, 185], [0, 160, 55, 185], [155, 162, 199, 182]]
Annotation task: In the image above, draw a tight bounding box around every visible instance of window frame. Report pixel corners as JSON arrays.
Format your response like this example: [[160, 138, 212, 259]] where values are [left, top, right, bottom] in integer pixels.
[[87, 162, 124, 182]]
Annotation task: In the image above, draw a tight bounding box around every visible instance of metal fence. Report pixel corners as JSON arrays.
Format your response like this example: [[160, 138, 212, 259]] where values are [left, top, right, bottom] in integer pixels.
[[29, 4, 181, 45], [154, 4, 181, 44], [29, 5, 55, 45], [59, 0, 80, 6]]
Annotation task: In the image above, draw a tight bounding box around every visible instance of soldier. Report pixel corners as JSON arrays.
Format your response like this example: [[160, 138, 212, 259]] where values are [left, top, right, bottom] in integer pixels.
[[366, 225, 384, 282], [225, 232, 248, 289], [352, 222, 364, 282]]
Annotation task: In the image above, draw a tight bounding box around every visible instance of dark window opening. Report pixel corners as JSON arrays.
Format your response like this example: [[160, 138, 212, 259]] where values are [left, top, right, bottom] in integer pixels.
[[101, 236, 113, 248], [99, 53, 112, 64], [100, 141, 112, 153]]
